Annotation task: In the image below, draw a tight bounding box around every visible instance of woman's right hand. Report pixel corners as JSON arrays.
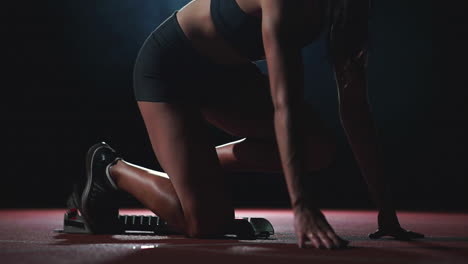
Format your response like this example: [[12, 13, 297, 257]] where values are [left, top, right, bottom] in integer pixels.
[[294, 204, 349, 249]]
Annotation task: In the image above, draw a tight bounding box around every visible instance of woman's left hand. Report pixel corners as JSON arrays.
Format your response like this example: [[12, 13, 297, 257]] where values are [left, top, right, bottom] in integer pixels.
[[368, 210, 425, 240]]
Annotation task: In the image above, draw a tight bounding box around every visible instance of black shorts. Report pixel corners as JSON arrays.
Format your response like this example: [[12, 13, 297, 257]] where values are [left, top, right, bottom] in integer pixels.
[[133, 10, 266, 106]]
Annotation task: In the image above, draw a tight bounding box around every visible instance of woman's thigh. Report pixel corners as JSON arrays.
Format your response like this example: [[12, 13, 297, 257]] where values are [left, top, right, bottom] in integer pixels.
[[200, 73, 334, 142], [200, 72, 337, 171], [200, 73, 276, 140], [137, 101, 234, 236]]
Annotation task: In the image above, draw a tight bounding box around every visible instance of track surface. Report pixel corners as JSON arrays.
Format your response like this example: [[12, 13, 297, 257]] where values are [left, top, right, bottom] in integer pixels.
[[1, 209, 467, 264]]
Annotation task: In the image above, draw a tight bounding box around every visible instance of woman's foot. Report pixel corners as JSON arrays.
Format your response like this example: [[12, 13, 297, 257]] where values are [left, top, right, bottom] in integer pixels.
[[80, 142, 123, 234]]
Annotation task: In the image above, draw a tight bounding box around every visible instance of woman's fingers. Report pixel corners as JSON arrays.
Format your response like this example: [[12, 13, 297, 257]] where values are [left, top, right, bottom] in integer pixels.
[[369, 228, 425, 240], [406, 231, 425, 239], [317, 231, 334, 249], [326, 230, 343, 248], [368, 229, 386, 239], [307, 233, 322, 249], [293, 208, 349, 249], [393, 229, 412, 241], [297, 233, 307, 248], [338, 237, 350, 247], [301, 231, 349, 249], [393, 229, 425, 240]]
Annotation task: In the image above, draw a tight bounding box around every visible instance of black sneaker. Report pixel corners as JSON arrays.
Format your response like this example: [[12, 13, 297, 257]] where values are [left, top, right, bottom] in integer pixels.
[[80, 142, 122, 234]]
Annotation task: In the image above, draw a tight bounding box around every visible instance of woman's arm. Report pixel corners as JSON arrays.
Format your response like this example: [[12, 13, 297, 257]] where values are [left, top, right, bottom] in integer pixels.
[[261, 0, 348, 249], [335, 53, 424, 239], [261, 0, 307, 208], [334, 52, 395, 212]]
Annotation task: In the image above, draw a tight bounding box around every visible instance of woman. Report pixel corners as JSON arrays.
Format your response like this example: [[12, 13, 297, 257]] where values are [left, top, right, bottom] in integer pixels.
[[78, 0, 424, 249]]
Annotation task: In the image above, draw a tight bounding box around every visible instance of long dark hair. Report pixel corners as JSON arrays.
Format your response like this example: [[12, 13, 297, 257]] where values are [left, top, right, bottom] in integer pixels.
[[326, 0, 371, 64]]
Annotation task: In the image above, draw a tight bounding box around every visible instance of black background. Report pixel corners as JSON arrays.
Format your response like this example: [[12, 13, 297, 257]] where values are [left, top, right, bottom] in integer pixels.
[[1, 1, 466, 211]]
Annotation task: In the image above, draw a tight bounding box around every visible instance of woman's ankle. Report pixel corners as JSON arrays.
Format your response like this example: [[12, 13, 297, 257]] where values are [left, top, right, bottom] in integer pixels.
[[106, 158, 123, 190]]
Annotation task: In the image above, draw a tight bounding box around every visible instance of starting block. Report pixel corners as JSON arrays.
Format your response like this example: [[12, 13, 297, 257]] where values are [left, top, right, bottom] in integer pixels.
[[56, 208, 274, 240]]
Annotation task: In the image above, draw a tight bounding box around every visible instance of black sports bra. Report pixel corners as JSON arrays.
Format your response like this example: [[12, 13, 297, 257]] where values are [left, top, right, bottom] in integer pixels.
[[210, 0, 326, 61]]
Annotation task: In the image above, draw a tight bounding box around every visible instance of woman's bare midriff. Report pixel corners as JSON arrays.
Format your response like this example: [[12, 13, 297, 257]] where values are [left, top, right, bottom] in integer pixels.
[[175, 0, 260, 66], [175, 0, 322, 66]]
